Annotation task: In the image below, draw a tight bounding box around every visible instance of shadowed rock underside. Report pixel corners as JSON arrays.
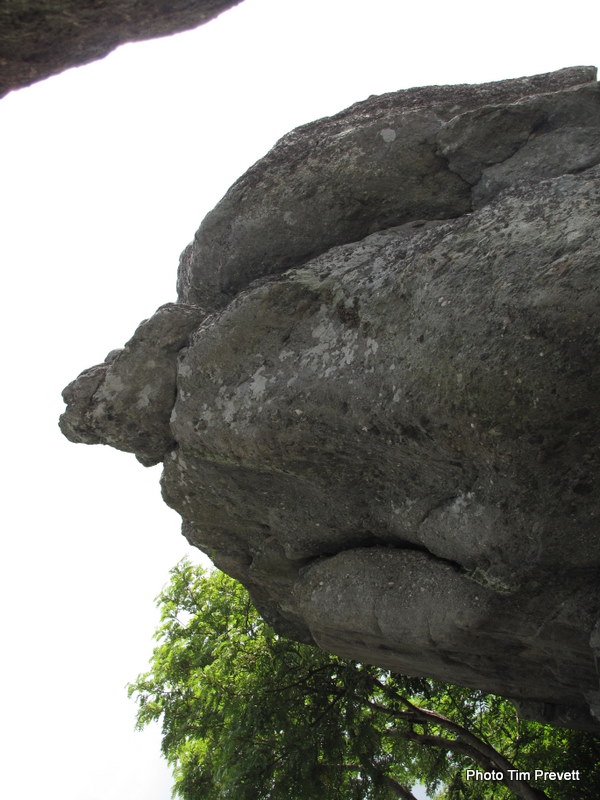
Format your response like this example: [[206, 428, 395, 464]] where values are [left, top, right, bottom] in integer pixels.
[[61, 66, 600, 731], [0, 0, 243, 98]]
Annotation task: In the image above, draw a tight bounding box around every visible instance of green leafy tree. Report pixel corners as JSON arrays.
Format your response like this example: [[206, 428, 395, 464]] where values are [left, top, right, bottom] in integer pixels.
[[129, 560, 600, 800]]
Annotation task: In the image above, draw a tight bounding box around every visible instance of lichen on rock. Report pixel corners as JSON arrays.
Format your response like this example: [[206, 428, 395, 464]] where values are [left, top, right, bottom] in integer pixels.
[[61, 66, 600, 730]]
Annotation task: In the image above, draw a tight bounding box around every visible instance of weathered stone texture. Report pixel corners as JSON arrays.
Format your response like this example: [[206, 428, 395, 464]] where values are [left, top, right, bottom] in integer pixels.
[[176, 65, 599, 309], [60, 304, 205, 466], [0, 0, 243, 98], [61, 67, 600, 729]]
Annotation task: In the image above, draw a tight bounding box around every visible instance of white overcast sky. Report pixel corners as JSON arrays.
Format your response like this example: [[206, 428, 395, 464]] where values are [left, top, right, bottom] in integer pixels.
[[0, 1, 597, 798]]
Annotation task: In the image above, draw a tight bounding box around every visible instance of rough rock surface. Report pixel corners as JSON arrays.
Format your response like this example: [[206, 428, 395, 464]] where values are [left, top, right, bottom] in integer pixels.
[[61, 67, 600, 730], [177, 65, 600, 309], [0, 0, 243, 98], [60, 304, 206, 466]]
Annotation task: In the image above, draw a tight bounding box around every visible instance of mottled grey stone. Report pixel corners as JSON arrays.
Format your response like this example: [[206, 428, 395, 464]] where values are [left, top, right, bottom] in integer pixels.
[[177, 65, 598, 310], [437, 81, 600, 205], [60, 303, 206, 466], [61, 69, 600, 729]]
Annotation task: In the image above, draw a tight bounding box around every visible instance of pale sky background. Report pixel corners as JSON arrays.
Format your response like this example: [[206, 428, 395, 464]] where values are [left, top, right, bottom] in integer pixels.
[[0, 1, 597, 798]]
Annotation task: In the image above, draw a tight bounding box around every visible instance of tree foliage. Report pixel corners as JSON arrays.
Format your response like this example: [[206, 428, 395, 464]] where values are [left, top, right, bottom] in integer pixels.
[[129, 560, 600, 800]]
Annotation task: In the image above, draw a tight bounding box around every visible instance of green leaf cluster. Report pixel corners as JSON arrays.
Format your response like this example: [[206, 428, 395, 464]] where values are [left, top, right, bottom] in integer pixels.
[[129, 560, 600, 800]]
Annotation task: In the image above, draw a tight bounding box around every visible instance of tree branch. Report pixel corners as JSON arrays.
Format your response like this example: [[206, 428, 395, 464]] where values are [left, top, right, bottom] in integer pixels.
[[384, 727, 498, 772], [381, 773, 421, 800], [380, 713, 550, 800], [336, 763, 420, 800], [361, 679, 550, 800]]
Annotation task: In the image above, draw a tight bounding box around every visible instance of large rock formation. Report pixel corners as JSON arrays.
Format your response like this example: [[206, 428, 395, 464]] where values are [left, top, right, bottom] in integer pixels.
[[0, 0, 243, 98], [61, 67, 600, 731]]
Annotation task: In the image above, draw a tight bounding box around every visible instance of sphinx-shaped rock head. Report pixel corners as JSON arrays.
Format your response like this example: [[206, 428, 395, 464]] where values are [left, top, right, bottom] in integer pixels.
[[61, 66, 600, 730]]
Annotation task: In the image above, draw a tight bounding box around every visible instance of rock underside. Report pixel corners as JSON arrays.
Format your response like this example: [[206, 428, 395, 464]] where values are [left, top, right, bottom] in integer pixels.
[[61, 66, 600, 731], [0, 0, 243, 98]]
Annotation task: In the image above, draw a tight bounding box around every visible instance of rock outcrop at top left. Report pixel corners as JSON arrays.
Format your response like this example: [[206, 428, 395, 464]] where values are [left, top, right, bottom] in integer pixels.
[[0, 0, 244, 98], [61, 66, 600, 731]]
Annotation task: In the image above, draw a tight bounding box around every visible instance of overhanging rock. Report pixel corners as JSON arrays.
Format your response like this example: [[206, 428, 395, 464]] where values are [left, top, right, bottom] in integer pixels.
[[61, 67, 600, 730], [0, 0, 243, 98]]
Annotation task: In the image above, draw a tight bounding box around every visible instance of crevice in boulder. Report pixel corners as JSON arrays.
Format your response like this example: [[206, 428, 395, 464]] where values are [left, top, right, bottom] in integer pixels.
[[295, 533, 464, 578]]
